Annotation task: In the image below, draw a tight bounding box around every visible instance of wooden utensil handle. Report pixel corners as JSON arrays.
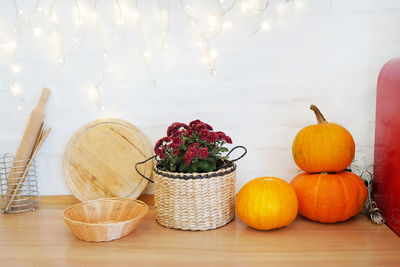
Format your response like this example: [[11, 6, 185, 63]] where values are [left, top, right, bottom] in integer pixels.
[[6, 88, 51, 196], [37, 87, 51, 111]]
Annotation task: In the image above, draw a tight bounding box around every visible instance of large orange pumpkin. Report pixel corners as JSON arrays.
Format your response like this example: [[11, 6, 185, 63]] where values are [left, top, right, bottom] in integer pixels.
[[292, 105, 355, 173], [236, 177, 298, 230], [290, 171, 367, 223]]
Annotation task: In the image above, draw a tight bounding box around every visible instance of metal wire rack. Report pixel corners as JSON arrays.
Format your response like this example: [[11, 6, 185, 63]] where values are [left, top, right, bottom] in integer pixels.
[[0, 154, 40, 213]]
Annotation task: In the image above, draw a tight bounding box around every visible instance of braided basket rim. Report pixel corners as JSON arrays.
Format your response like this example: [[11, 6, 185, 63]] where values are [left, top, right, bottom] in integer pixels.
[[154, 161, 236, 179], [62, 197, 148, 226]]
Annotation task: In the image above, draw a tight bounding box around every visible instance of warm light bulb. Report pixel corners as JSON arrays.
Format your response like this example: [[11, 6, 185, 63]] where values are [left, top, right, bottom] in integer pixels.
[[241, 0, 257, 13], [86, 85, 99, 101], [8, 40, 17, 49], [241, 3, 250, 12], [261, 21, 271, 31], [33, 27, 42, 38], [11, 84, 21, 95], [144, 51, 152, 59], [51, 14, 57, 22], [223, 20, 233, 29], [294, 1, 306, 12], [11, 64, 21, 73], [210, 50, 217, 59]]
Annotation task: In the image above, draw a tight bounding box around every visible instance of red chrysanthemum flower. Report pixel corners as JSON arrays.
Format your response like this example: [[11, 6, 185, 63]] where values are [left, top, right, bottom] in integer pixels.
[[199, 129, 209, 140], [167, 122, 188, 136], [171, 136, 183, 148], [172, 130, 184, 137], [162, 136, 172, 143], [207, 132, 218, 143], [188, 143, 199, 150], [159, 147, 167, 159], [172, 149, 180, 156], [184, 155, 192, 165], [156, 120, 233, 170], [189, 119, 202, 127], [184, 147, 198, 165], [216, 131, 226, 141], [154, 139, 163, 155], [187, 148, 198, 158], [194, 122, 213, 131], [185, 148, 198, 162], [184, 128, 193, 137], [224, 135, 232, 144], [199, 147, 209, 159]]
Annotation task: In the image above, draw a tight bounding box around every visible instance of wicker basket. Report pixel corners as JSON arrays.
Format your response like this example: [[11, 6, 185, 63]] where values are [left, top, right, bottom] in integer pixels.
[[153, 163, 236, 231], [62, 198, 148, 242]]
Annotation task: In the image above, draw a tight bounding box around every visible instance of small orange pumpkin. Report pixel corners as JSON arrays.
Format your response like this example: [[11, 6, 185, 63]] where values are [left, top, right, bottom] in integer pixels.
[[236, 177, 298, 230], [292, 105, 355, 173], [290, 171, 367, 223]]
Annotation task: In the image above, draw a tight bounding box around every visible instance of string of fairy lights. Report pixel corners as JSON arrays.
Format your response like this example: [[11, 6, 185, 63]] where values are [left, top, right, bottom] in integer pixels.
[[0, 0, 307, 111]]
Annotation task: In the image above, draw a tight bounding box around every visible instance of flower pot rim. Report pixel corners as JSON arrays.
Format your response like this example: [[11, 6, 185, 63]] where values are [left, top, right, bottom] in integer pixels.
[[154, 161, 236, 180]]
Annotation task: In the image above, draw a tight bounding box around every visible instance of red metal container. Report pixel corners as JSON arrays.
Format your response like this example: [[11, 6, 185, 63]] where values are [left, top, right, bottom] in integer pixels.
[[374, 57, 400, 236]]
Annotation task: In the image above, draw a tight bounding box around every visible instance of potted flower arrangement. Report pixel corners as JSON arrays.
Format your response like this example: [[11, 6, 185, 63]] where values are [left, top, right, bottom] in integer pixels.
[[136, 120, 246, 231], [154, 120, 233, 173]]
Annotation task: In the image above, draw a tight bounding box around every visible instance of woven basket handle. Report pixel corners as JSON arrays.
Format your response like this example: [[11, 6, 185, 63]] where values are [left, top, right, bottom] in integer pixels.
[[135, 155, 156, 183], [135, 146, 247, 183], [227, 146, 247, 162]]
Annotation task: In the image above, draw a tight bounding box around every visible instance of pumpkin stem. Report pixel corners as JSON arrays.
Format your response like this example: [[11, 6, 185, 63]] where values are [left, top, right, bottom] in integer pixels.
[[310, 105, 328, 124]]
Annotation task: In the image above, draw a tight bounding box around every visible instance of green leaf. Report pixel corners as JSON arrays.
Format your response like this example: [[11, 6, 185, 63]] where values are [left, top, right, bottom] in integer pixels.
[[192, 163, 200, 172], [198, 161, 210, 172], [169, 163, 176, 172], [220, 147, 228, 152], [179, 164, 187, 172]]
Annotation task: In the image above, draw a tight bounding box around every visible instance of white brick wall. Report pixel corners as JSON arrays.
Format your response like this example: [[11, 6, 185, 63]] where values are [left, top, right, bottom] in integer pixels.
[[0, 0, 399, 195]]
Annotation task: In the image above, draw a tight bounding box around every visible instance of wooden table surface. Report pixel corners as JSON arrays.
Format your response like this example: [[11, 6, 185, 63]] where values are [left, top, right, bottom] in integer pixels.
[[1, 195, 399, 267]]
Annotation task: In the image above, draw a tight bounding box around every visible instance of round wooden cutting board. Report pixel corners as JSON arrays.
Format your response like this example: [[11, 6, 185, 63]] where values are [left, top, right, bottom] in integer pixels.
[[63, 119, 153, 202]]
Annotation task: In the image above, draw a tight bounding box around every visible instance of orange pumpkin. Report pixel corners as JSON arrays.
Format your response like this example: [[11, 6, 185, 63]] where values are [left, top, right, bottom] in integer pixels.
[[292, 105, 355, 173], [236, 177, 298, 230], [290, 171, 367, 223]]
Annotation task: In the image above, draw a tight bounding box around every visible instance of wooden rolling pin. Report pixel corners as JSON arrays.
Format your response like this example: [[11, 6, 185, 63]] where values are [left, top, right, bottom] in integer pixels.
[[6, 88, 51, 197]]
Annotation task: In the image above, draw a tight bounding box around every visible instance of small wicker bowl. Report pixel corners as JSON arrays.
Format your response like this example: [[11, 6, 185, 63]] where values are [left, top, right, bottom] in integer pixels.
[[62, 198, 148, 242]]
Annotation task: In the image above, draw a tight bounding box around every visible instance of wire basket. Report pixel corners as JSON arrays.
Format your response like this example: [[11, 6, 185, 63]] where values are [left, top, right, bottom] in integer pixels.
[[0, 154, 40, 213]]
